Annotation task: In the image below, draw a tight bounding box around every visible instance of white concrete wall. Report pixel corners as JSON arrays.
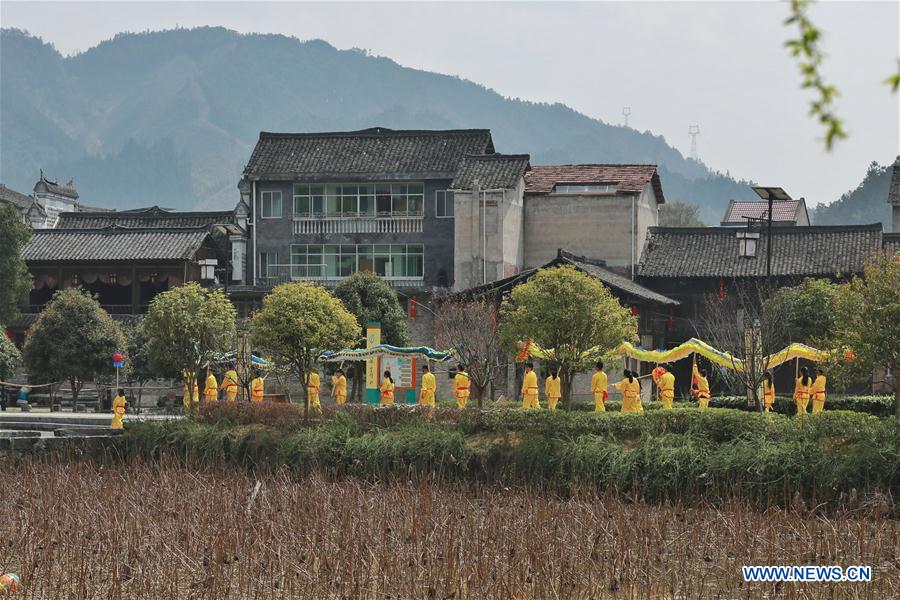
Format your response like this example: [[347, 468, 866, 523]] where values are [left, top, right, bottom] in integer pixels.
[[453, 181, 525, 291], [523, 186, 661, 272]]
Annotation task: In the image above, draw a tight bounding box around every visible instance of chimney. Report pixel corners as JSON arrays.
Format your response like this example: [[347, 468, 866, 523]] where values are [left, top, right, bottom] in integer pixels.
[[889, 163, 900, 233]]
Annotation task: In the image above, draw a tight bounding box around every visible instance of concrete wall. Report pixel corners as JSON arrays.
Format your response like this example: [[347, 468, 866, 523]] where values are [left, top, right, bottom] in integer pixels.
[[523, 186, 660, 270], [248, 178, 455, 288], [452, 179, 525, 291]]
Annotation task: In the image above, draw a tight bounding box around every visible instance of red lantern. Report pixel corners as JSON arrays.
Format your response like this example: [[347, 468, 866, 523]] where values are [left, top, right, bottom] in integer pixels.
[[409, 296, 418, 318], [666, 308, 674, 330], [5, 329, 13, 340], [718, 278, 726, 301], [631, 306, 638, 317]]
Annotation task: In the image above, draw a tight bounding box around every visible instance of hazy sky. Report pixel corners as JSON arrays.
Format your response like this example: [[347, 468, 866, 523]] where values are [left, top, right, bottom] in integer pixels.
[[3, 0, 899, 205]]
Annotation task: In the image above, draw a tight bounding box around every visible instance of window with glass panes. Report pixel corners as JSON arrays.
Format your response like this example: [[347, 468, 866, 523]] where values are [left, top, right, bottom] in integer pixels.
[[293, 183, 423, 217], [290, 244, 424, 279], [435, 190, 454, 217], [260, 191, 283, 218]]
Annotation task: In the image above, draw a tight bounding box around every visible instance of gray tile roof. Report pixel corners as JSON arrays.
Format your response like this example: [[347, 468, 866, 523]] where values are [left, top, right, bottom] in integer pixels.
[[34, 174, 79, 199], [22, 227, 211, 262], [0, 184, 34, 210], [243, 127, 495, 180], [638, 224, 884, 278], [451, 154, 530, 190], [56, 206, 237, 230], [452, 250, 677, 307]]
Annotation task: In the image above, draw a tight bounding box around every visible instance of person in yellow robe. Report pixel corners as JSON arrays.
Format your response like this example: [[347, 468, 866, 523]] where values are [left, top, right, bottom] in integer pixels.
[[545, 367, 561, 411], [591, 361, 608, 413], [203, 368, 218, 402], [794, 366, 812, 415], [658, 364, 675, 410], [763, 371, 775, 412], [380, 370, 395, 405], [307, 369, 322, 410], [613, 370, 639, 413], [111, 388, 126, 429], [692, 361, 710, 411], [454, 364, 471, 410], [521, 363, 540, 409], [333, 368, 347, 405], [250, 374, 265, 402], [811, 368, 827, 414], [182, 369, 199, 414], [420, 364, 436, 408], [221, 368, 239, 401]]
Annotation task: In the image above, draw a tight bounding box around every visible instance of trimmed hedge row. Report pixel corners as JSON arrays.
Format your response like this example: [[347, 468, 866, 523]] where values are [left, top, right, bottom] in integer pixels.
[[123, 409, 900, 508]]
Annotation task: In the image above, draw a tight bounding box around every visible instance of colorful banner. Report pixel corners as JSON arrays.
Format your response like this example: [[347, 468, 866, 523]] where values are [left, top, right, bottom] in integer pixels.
[[364, 323, 381, 404], [319, 344, 455, 363]]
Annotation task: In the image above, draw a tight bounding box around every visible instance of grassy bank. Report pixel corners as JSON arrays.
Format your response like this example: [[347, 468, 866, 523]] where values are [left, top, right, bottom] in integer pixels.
[[123, 405, 900, 508]]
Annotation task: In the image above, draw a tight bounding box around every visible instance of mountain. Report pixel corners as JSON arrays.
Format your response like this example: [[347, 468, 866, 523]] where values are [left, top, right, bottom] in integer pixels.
[[1, 26, 753, 218], [810, 158, 898, 230]]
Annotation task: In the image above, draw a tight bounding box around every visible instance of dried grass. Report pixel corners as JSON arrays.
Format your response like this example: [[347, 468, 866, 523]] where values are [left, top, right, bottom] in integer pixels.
[[1, 459, 897, 599]]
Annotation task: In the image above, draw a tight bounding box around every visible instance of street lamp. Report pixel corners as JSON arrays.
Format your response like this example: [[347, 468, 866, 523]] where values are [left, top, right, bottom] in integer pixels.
[[751, 186, 792, 281]]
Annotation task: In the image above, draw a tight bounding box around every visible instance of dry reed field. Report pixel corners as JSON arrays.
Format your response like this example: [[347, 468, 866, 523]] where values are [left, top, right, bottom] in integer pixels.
[[1, 459, 897, 599]]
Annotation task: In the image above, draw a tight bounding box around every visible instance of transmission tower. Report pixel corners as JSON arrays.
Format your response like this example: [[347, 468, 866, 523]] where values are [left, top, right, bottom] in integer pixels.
[[688, 125, 701, 161], [622, 107, 631, 127]]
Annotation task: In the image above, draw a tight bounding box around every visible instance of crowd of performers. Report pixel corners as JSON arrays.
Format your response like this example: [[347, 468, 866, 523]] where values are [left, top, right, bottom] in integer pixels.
[[105, 356, 827, 426]]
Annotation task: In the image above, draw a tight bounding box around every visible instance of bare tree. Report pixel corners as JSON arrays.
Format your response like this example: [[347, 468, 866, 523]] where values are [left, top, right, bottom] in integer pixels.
[[693, 280, 788, 411], [434, 298, 504, 409]]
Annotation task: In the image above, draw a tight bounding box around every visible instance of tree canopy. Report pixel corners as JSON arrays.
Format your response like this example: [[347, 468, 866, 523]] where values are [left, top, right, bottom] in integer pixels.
[[500, 266, 637, 409], [0, 202, 32, 326], [0, 333, 21, 381], [250, 282, 358, 417], [764, 277, 839, 347], [434, 298, 502, 407], [140, 283, 236, 397], [333, 272, 409, 346], [826, 254, 900, 417], [659, 201, 705, 227], [23, 288, 126, 408]]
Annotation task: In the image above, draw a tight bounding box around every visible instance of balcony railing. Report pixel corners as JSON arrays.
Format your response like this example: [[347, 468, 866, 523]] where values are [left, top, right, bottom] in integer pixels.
[[293, 216, 423, 235], [257, 265, 424, 289]]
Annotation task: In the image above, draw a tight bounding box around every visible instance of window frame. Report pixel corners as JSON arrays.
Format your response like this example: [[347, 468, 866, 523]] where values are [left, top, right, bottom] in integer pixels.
[[288, 244, 424, 280], [435, 190, 455, 218], [260, 190, 283, 219]]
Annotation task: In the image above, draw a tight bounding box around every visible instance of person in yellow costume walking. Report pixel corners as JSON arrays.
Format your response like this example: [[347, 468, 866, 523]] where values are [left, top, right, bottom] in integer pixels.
[[380, 370, 395, 405], [614, 370, 639, 413], [658, 364, 675, 410], [811, 368, 827, 414], [182, 369, 199, 414], [763, 371, 775, 412], [692, 359, 710, 411], [454, 364, 471, 409], [521, 363, 540, 409], [591, 361, 608, 413], [545, 366, 561, 411], [794, 366, 811, 415], [221, 367, 238, 401], [307, 368, 321, 410], [111, 388, 127, 429], [250, 373, 265, 402], [203, 368, 218, 402], [333, 368, 347, 405], [420, 364, 436, 408]]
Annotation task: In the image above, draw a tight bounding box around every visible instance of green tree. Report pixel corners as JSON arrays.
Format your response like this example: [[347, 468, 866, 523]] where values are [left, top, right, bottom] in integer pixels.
[[333, 272, 410, 401], [500, 266, 637, 410], [764, 278, 839, 347], [659, 201, 705, 227], [23, 289, 126, 411], [250, 282, 358, 418], [123, 321, 154, 411], [0, 333, 21, 381], [0, 203, 32, 325], [140, 283, 236, 410], [826, 254, 900, 417]]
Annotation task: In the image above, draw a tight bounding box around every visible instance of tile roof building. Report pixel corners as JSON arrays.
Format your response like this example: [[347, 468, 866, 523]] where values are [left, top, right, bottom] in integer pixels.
[[451, 154, 531, 190], [720, 199, 810, 227]]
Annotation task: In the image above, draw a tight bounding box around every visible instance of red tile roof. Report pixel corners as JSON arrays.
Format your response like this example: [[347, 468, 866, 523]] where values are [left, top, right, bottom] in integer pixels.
[[524, 164, 664, 203], [722, 199, 805, 224]]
